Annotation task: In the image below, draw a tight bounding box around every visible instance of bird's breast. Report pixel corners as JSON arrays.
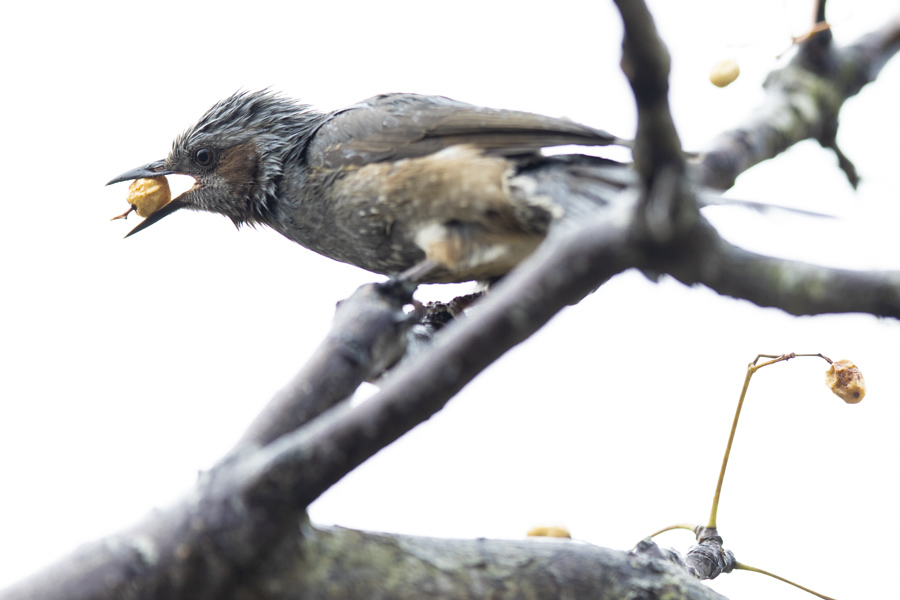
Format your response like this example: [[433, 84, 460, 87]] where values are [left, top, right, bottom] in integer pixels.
[[276, 145, 557, 282]]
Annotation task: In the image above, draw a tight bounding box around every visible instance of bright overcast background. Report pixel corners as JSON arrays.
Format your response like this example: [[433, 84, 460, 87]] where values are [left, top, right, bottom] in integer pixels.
[[2, 2, 899, 599]]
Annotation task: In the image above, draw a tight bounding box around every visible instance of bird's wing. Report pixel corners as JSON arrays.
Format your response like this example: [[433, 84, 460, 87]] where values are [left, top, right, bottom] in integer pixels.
[[305, 93, 626, 169]]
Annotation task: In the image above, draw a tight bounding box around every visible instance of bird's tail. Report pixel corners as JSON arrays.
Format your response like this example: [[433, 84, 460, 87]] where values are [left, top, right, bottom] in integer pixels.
[[511, 154, 635, 235], [513, 154, 833, 234]]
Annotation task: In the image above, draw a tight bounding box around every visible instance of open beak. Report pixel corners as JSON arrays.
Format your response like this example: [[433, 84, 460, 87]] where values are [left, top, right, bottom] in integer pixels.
[[107, 159, 187, 237], [107, 159, 174, 185], [123, 197, 189, 238]]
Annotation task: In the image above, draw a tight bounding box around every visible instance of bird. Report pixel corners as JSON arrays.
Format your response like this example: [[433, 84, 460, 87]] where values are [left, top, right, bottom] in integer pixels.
[[108, 90, 632, 284]]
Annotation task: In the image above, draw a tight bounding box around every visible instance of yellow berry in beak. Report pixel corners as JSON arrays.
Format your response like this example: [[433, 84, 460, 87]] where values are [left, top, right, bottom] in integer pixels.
[[111, 176, 172, 221]]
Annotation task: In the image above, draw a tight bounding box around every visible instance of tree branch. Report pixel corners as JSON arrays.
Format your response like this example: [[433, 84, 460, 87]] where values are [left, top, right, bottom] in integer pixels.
[[253, 525, 728, 600], [696, 11, 900, 190], [229, 282, 416, 457], [613, 0, 697, 245], [0, 213, 643, 600], [660, 218, 900, 317], [236, 217, 637, 512], [613, 0, 684, 180]]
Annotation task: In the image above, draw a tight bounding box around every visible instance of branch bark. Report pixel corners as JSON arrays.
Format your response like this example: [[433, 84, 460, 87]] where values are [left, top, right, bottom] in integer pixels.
[[661, 219, 900, 317], [256, 525, 728, 600], [229, 282, 416, 457]]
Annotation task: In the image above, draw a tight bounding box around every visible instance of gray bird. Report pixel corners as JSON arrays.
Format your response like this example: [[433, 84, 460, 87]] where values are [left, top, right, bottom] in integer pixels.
[[108, 91, 631, 283]]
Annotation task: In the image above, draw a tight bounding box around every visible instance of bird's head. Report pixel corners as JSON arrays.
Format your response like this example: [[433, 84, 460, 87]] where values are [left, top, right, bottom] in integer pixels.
[[107, 90, 320, 236]]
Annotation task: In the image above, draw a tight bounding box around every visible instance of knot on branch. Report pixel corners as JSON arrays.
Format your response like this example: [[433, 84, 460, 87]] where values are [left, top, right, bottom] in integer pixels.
[[760, 38, 860, 188], [762, 66, 842, 144], [632, 537, 686, 569], [633, 164, 702, 246], [331, 282, 420, 379], [684, 527, 737, 581]]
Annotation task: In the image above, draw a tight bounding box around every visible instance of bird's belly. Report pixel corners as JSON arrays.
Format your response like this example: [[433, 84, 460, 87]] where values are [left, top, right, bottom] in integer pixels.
[[312, 145, 552, 281]]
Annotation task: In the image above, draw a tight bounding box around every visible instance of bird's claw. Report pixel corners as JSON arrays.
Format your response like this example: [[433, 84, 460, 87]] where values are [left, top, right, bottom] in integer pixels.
[[376, 276, 419, 305]]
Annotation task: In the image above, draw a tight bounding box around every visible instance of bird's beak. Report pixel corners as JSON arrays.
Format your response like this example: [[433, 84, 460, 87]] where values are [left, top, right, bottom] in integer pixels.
[[107, 159, 187, 237], [106, 159, 174, 185], [124, 198, 189, 238]]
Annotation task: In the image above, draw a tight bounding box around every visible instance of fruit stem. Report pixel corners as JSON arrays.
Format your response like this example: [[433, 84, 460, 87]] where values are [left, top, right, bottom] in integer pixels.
[[707, 363, 754, 529], [736, 562, 836, 600], [706, 352, 834, 529], [648, 523, 698, 538]]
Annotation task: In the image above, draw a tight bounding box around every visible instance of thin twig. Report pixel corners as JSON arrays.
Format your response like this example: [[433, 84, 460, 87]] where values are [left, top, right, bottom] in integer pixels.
[[736, 562, 836, 600]]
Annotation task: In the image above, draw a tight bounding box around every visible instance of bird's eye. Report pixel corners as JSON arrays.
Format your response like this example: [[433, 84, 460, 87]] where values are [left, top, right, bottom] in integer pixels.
[[194, 148, 215, 167]]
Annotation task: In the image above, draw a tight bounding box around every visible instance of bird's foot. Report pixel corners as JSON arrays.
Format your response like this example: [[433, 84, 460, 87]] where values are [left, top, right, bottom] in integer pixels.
[[376, 275, 420, 305], [376, 258, 438, 301]]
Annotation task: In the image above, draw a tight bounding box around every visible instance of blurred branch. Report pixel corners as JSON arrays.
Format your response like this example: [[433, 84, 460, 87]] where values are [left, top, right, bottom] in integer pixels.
[[660, 218, 900, 317], [613, 0, 697, 244], [696, 11, 900, 190], [613, 0, 684, 181], [814, 0, 827, 25]]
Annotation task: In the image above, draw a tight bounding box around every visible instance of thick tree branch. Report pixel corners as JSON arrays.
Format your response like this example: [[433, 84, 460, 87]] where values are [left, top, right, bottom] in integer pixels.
[[613, 0, 696, 244], [0, 214, 643, 600], [253, 525, 727, 600], [613, 0, 684, 178], [236, 217, 638, 512], [660, 218, 900, 317], [813, 0, 827, 26], [229, 282, 416, 457]]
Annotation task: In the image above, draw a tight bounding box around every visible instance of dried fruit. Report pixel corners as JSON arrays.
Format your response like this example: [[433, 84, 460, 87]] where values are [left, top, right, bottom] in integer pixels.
[[526, 525, 571, 538], [825, 360, 866, 404], [111, 176, 171, 221], [709, 59, 740, 88]]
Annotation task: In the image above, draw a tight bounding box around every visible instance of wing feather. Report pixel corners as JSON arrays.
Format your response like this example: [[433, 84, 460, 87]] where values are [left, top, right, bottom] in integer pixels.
[[306, 94, 625, 169]]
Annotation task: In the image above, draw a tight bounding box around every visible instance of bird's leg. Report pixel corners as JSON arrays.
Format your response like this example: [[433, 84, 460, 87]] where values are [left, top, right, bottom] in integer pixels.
[[371, 260, 437, 307], [110, 205, 136, 221], [397, 259, 440, 283]]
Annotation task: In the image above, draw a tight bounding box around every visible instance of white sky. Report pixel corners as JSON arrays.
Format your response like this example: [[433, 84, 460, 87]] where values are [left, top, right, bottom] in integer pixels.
[[1, 1, 898, 599]]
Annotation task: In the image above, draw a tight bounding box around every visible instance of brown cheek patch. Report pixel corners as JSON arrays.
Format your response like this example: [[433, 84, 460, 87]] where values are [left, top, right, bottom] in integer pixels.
[[218, 142, 259, 200]]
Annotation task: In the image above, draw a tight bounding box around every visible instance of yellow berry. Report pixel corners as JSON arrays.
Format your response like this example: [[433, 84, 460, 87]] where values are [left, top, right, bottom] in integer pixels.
[[825, 360, 866, 404], [526, 525, 571, 538], [710, 59, 740, 88], [126, 176, 171, 218]]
